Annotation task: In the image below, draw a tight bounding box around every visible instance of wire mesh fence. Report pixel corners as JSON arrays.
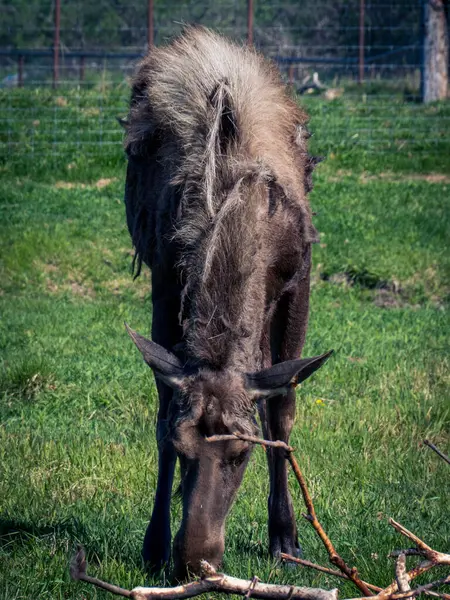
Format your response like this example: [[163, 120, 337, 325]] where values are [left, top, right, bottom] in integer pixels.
[[0, 0, 449, 163]]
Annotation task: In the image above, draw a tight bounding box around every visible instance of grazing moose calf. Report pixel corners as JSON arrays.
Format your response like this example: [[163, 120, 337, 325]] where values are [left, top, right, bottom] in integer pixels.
[[123, 27, 332, 579]]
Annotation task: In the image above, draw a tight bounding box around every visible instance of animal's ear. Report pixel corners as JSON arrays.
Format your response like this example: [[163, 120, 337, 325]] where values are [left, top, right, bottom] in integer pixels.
[[125, 323, 185, 389], [117, 116, 129, 129], [246, 350, 333, 399]]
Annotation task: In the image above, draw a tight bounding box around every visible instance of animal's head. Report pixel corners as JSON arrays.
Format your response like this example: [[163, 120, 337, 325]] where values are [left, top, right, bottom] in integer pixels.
[[125, 324, 332, 577]]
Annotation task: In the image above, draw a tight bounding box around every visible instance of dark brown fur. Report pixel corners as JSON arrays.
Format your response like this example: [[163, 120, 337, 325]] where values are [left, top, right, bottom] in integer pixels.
[[123, 26, 326, 579]]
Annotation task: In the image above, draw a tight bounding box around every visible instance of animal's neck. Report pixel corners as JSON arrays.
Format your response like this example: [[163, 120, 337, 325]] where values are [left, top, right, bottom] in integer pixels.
[[181, 180, 268, 372]]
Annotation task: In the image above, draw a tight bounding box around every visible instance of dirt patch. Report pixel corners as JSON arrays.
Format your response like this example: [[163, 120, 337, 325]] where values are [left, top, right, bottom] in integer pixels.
[[360, 172, 450, 184], [321, 270, 430, 309], [103, 277, 133, 294], [54, 181, 82, 190], [80, 107, 100, 117], [325, 169, 353, 182], [70, 281, 95, 297], [322, 269, 397, 291], [95, 178, 117, 189], [33, 260, 60, 274], [54, 178, 117, 190], [373, 289, 419, 310], [45, 279, 59, 293], [102, 275, 150, 299], [45, 275, 95, 299], [324, 171, 450, 184], [54, 96, 68, 107], [416, 173, 450, 183]]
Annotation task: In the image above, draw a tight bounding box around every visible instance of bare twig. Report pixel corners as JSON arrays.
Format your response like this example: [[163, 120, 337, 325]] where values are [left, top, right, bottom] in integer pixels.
[[389, 550, 425, 558], [245, 575, 260, 598], [280, 554, 382, 593], [395, 554, 410, 594], [375, 521, 450, 598], [389, 520, 450, 565], [364, 574, 450, 600], [286, 453, 373, 597], [206, 432, 293, 452], [70, 547, 338, 600], [424, 440, 450, 466], [70, 546, 132, 597]]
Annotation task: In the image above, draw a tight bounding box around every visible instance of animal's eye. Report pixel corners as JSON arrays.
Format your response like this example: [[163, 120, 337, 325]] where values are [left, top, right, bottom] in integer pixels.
[[224, 450, 248, 468]]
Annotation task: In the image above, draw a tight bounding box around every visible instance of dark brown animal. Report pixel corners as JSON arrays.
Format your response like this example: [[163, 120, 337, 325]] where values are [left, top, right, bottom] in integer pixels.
[[123, 26, 332, 579]]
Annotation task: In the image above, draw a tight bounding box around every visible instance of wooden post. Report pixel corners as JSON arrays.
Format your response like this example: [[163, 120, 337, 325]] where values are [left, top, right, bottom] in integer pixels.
[[358, 0, 365, 84], [289, 63, 295, 86], [422, 0, 449, 102], [53, 0, 61, 88], [79, 55, 85, 83], [18, 55, 24, 87], [247, 0, 254, 46], [148, 0, 154, 49]]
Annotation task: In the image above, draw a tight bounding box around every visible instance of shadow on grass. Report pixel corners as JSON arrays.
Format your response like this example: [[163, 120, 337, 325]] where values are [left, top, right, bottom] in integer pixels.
[[0, 516, 88, 550]]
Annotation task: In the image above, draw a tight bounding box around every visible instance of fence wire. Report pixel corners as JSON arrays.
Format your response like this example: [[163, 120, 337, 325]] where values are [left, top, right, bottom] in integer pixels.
[[0, 0, 448, 161]]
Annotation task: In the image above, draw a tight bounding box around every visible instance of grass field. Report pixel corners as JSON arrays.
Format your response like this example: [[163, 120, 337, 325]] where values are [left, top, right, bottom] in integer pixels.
[[0, 88, 449, 599]]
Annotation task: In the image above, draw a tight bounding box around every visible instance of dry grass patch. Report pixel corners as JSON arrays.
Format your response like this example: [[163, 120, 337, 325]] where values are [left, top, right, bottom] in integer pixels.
[[54, 178, 118, 190], [324, 170, 450, 184], [360, 172, 450, 184], [44, 272, 96, 299]]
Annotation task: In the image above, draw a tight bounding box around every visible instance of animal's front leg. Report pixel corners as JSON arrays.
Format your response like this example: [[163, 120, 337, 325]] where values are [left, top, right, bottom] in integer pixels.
[[264, 265, 311, 558], [142, 383, 177, 573], [266, 388, 301, 558]]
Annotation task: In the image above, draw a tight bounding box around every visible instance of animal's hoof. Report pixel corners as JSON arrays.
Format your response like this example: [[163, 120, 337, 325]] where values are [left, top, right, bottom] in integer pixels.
[[142, 544, 170, 575], [280, 544, 303, 568], [270, 537, 303, 562]]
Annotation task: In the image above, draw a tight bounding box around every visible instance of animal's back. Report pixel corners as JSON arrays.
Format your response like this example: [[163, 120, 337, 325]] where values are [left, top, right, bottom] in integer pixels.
[[128, 27, 306, 171], [125, 27, 317, 277]]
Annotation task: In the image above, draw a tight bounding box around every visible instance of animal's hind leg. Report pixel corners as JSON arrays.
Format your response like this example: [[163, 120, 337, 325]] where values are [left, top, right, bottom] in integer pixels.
[[264, 272, 311, 559]]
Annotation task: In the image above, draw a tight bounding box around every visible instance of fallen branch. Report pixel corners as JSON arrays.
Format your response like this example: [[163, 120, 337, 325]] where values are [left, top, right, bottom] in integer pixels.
[[286, 452, 373, 596], [70, 547, 338, 600], [206, 432, 293, 452], [424, 440, 450, 467], [363, 574, 450, 600], [375, 520, 450, 598], [389, 550, 424, 558], [70, 546, 131, 598], [395, 554, 410, 594], [280, 554, 382, 593]]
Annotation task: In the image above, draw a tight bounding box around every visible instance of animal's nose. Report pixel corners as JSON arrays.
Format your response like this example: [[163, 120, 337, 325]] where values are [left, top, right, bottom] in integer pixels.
[[172, 531, 224, 580]]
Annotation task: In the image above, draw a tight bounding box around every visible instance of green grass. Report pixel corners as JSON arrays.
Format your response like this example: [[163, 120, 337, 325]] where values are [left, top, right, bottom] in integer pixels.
[[0, 88, 449, 599]]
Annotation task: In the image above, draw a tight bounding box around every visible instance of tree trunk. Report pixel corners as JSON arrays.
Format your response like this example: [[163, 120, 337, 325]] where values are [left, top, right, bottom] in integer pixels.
[[423, 0, 449, 103]]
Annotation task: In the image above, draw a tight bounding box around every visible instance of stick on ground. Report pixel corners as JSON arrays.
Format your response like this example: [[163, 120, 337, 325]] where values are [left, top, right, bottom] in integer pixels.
[[424, 440, 450, 467], [286, 452, 373, 597], [70, 547, 338, 600]]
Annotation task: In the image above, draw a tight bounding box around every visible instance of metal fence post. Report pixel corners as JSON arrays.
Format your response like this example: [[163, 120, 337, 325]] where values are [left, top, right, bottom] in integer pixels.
[[79, 55, 85, 83], [289, 63, 295, 86], [53, 0, 61, 88], [420, 0, 426, 102], [18, 55, 24, 87], [358, 0, 365, 84], [148, 0, 154, 49], [247, 0, 254, 46]]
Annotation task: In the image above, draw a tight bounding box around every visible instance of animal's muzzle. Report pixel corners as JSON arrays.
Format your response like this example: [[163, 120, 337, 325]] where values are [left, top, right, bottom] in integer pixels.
[[172, 529, 225, 579]]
